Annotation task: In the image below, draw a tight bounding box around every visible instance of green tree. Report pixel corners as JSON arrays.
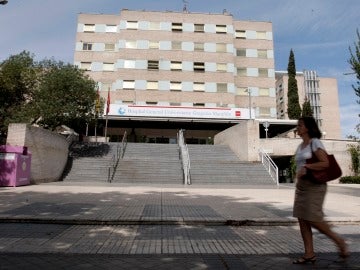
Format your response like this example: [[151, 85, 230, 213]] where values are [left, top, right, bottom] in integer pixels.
[[301, 97, 313, 117], [348, 29, 360, 132], [0, 51, 100, 140], [287, 49, 302, 119], [0, 51, 40, 140], [348, 144, 360, 176], [26, 61, 98, 131]]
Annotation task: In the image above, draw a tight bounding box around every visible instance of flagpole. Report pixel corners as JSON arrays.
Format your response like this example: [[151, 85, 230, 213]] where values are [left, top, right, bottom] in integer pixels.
[[104, 116, 108, 142], [95, 83, 100, 143], [104, 87, 110, 142]]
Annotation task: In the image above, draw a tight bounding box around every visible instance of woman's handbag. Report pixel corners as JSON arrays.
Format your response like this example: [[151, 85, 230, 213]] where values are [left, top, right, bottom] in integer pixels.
[[306, 141, 342, 183]]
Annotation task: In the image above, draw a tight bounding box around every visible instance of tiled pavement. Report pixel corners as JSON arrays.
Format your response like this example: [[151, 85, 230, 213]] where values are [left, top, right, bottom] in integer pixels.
[[0, 182, 359, 269]]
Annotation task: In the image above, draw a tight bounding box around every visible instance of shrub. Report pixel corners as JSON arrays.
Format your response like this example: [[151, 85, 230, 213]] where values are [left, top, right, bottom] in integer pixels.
[[339, 176, 360, 184]]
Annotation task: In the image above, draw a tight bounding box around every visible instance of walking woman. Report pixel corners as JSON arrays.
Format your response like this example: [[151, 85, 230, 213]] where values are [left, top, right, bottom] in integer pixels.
[[292, 116, 349, 264]]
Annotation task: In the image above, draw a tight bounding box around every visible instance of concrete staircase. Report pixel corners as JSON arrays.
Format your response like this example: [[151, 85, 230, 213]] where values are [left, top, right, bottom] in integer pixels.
[[111, 143, 183, 184], [62, 142, 117, 182], [62, 142, 275, 185], [188, 145, 275, 185]]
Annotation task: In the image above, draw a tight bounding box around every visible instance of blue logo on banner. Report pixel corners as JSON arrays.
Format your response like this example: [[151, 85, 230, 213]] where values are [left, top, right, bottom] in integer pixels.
[[118, 108, 126, 115]]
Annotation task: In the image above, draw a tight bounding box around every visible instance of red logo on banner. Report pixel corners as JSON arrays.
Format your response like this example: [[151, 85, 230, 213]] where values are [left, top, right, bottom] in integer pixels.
[[235, 111, 241, 117]]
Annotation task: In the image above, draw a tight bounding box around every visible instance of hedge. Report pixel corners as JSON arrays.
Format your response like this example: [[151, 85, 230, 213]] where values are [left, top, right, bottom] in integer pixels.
[[339, 176, 360, 184]]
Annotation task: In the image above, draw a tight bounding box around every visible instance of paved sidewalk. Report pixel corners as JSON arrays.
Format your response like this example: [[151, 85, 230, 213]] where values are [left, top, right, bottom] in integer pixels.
[[0, 183, 359, 225], [0, 182, 359, 269]]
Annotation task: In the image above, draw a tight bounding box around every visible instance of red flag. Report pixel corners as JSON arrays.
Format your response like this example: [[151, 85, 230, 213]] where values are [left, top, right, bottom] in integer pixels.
[[106, 88, 110, 115], [95, 85, 100, 114]]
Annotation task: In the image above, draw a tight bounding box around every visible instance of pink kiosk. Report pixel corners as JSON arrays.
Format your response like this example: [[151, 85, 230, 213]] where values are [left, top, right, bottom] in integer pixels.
[[0, 145, 31, 187]]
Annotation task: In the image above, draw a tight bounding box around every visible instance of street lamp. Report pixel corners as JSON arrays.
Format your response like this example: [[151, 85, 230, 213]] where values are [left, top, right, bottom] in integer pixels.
[[245, 87, 252, 119], [0, 0, 8, 5]]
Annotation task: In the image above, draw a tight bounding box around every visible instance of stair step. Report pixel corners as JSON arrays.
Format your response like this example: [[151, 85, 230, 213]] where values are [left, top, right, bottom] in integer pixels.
[[63, 142, 275, 185]]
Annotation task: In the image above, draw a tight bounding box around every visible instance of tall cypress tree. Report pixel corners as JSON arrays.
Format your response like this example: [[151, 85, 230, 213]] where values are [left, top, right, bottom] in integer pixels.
[[287, 49, 302, 119], [301, 97, 313, 117]]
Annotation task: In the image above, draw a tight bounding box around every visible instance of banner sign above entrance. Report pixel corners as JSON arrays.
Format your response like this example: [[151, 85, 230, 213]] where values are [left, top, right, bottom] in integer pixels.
[[106, 104, 251, 120]]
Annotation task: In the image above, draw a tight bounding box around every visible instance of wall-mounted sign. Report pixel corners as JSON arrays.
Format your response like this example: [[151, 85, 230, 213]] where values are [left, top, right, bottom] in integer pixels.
[[105, 104, 252, 120]]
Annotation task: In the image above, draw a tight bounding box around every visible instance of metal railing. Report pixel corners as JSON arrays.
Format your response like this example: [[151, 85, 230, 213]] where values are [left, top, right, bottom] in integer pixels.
[[107, 131, 127, 183], [120, 130, 128, 159], [177, 129, 191, 185], [259, 148, 279, 185]]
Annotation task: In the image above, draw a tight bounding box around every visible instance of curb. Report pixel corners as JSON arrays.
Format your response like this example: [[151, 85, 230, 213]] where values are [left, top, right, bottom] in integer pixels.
[[0, 218, 359, 226]]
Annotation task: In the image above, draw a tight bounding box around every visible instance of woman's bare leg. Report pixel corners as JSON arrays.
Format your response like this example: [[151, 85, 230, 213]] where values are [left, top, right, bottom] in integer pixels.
[[298, 219, 315, 257], [310, 221, 349, 257]]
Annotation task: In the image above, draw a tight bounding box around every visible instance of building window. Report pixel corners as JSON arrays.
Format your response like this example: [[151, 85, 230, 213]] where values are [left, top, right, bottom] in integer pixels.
[[217, 63, 227, 72], [216, 24, 227, 34], [216, 83, 227, 93], [193, 103, 205, 107], [170, 81, 182, 91], [216, 43, 227, 53], [83, 24, 95, 32], [258, 49, 267, 58], [236, 87, 248, 95], [148, 60, 159, 70], [194, 24, 204, 32], [216, 102, 228, 107], [147, 81, 158, 90], [258, 68, 268, 77], [235, 30, 246, 39], [171, 61, 182, 71], [172, 22, 182, 32], [149, 22, 160, 30], [102, 83, 112, 91], [82, 43, 92, 51], [259, 107, 271, 116], [103, 63, 114, 71], [126, 21, 138, 30], [125, 40, 137, 49], [146, 101, 158, 105], [170, 102, 181, 106], [172, 41, 182, 50], [256, 31, 267, 39], [259, 88, 270, 96], [237, 68, 247, 76], [236, 49, 246, 57], [80, 62, 91, 71], [194, 42, 204, 51], [105, 43, 115, 51], [106, 25, 117, 33], [193, 82, 205, 92], [149, 41, 159, 49], [123, 80, 135, 89], [122, 100, 134, 104], [124, 60, 136, 69], [194, 62, 205, 72]]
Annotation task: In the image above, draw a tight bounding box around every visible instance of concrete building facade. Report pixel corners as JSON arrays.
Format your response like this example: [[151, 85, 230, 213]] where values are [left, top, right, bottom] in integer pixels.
[[275, 70, 341, 139], [74, 9, 279, 143], [73, 8, 342, 143]]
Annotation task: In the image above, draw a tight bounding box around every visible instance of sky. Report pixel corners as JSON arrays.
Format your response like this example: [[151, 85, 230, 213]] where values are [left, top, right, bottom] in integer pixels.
[[0, 0, 359, 138]]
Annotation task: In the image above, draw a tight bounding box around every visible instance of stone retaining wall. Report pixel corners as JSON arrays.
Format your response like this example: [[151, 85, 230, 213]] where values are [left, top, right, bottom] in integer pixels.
[[214, 121, 356, 182], [6, 124, 69, 184]]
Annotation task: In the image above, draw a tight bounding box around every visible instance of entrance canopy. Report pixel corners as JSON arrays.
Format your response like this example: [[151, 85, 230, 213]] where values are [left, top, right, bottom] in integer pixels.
[[257, 119, 297, 138]]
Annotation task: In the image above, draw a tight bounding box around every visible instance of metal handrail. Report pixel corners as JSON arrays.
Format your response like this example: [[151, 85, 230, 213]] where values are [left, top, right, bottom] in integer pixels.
[[259, 148, 279, 185], [108, 131, 128, 183], [178, 129, 191, 185], [120, 130, 128, 158]]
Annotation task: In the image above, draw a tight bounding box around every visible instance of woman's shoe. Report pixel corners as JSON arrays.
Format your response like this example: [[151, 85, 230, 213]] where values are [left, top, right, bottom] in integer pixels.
[[293, 256, 316, 264], [339, 240, 350, 260]]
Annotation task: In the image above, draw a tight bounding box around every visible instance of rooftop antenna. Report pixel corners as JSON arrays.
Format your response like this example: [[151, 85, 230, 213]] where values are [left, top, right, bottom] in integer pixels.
[[183, 0, 189, 13]]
